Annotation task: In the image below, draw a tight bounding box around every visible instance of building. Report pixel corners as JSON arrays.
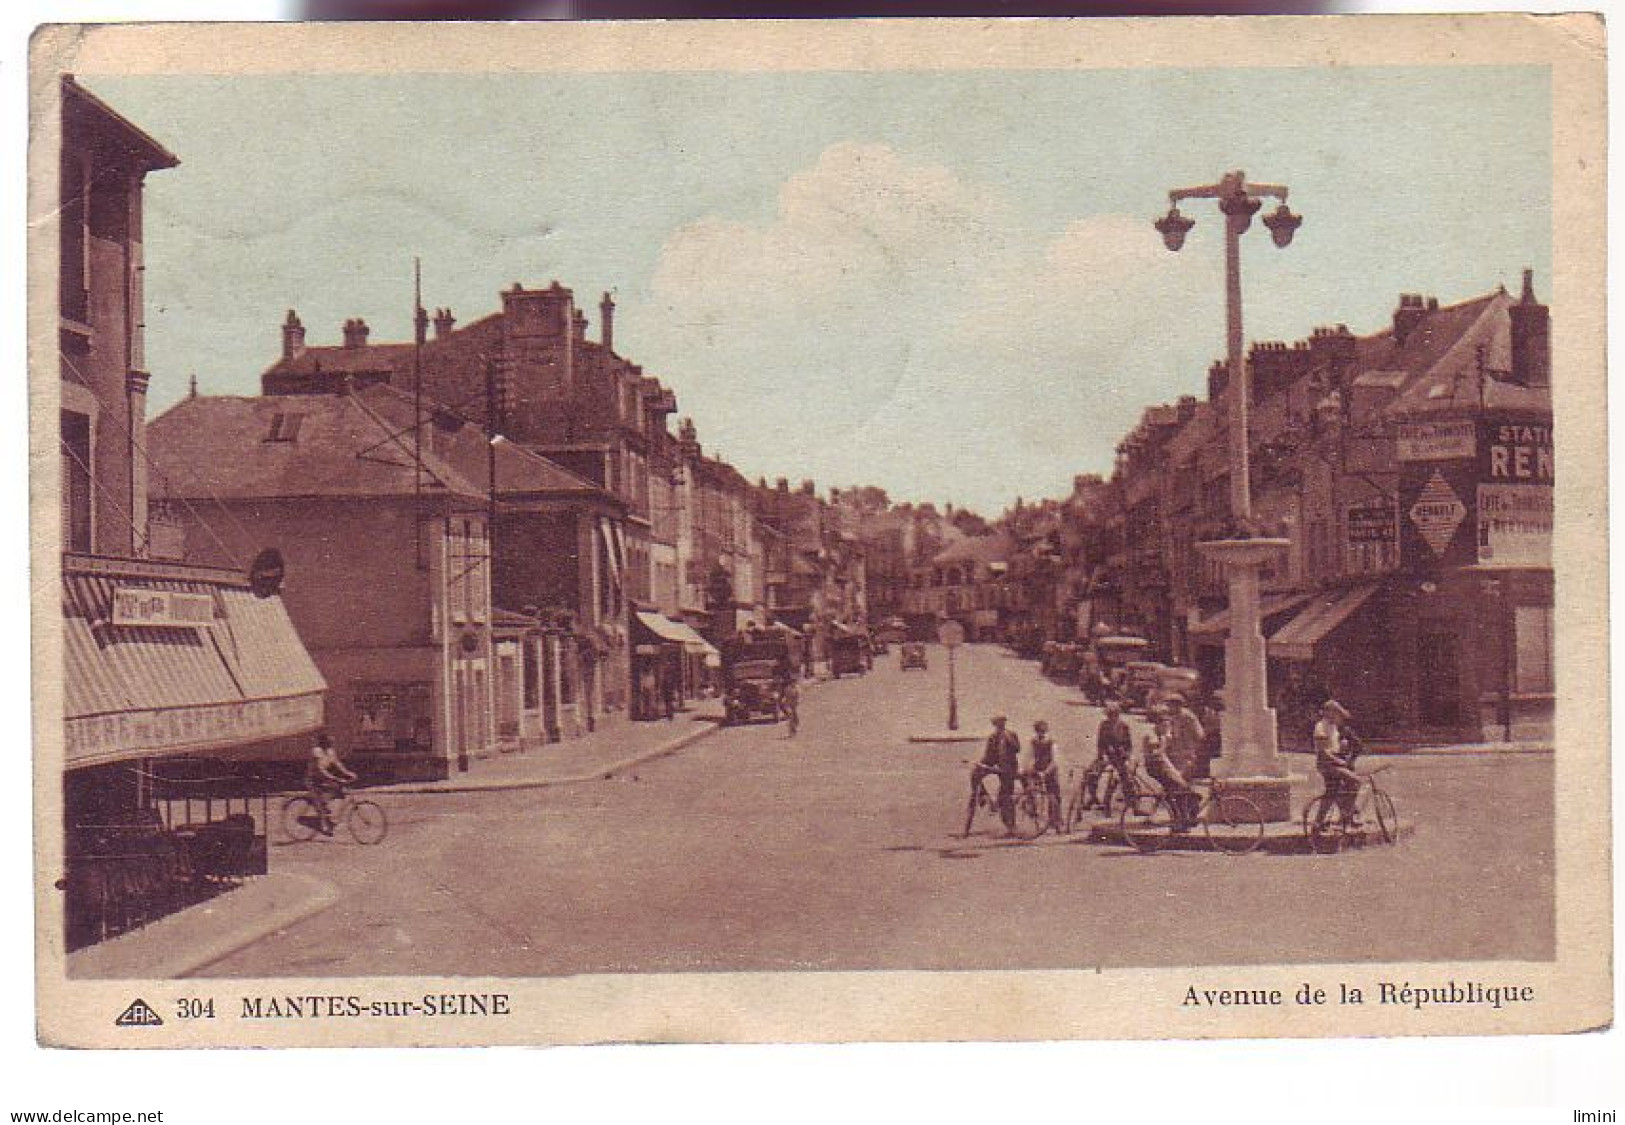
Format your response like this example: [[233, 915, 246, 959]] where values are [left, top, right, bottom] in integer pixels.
[[1088, 277, 1553, 745], [261, 281, 692, 724], [903, 530, 1014, 642], [55, 77, 325, 950]]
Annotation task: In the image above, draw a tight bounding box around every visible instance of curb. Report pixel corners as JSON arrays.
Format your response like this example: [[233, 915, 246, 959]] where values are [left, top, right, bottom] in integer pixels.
[[68, 871, 340, 980], [373, 718, 726, 795]]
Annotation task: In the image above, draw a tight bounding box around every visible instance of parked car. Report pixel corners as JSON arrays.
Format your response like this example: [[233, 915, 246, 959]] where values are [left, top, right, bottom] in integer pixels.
[[1149, 665, 1203, 712], [1123, 660, 1168, 711], [900, 642, 928, 670], [720, 634, 795, 725]]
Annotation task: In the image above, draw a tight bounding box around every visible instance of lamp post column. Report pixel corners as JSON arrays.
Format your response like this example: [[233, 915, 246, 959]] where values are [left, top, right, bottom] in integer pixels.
[[1163, 170, 1299, 821]]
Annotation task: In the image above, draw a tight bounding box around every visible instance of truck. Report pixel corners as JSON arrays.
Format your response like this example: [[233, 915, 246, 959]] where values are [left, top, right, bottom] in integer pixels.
[[719, 632, 796, 726]]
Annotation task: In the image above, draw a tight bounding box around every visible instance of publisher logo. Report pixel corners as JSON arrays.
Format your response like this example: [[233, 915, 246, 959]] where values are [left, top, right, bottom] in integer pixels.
[[114, 998, 164, 1027]]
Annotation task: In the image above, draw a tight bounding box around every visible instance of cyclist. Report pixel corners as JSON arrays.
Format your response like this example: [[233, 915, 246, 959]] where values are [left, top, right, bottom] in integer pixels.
[[1029, 720, 1063, 832], [1142, 701, 1199, 830], [972, 714, 1020, 836], [1312, 699, 1364, 831], [305, 731, 357, 836], [1085, 699, 1136, 810], [778, 675, 801, 737]]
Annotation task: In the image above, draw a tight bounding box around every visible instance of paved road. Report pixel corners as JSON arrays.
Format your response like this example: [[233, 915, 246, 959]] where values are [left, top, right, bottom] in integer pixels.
[[207, 644, 1554, 977]]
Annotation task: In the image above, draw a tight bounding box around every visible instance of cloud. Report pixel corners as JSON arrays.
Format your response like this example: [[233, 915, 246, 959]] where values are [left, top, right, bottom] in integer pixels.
[[637, 143, 1224, 510]]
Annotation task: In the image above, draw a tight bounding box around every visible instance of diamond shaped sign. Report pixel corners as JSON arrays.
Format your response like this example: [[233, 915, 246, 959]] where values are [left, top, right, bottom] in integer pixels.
[[1409, 470, 1468, 557]]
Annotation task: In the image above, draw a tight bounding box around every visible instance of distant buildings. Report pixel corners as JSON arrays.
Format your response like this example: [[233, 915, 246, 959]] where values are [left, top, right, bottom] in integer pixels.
[[1000, 279, 1554, 746]]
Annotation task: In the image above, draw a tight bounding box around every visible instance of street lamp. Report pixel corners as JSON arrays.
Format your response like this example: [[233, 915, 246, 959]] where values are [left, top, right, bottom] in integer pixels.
[[1157, 170, 1302, 822]]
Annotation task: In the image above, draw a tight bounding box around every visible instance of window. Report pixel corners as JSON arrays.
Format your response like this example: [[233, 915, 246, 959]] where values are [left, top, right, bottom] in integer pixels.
[[265, 413, 305, 442], [60, 409, 92, 552], [523, 642, 540, 711], [1514, 604, 1555, 694]]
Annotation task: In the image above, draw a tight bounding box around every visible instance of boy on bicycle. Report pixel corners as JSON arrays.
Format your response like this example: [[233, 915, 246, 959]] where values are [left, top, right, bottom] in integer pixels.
[[1084, 700, 1135, 810], [1313, 699, 1364, 830], [1030, 720, 1063, 832], [306, 731, 357, 836]]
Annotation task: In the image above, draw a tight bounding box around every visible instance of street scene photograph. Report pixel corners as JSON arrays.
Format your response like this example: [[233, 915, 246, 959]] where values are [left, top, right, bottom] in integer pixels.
[[35, 18, 1592, 1019]]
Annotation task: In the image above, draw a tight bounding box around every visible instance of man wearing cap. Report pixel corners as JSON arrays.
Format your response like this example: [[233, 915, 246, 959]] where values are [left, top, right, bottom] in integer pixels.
[[1030, 720, 1064, 832], [1313, 699, 1364, 829], [1084, 699, 1135, 811], [1142, 701, 1200, 830], [973, 714, 1021, 835]]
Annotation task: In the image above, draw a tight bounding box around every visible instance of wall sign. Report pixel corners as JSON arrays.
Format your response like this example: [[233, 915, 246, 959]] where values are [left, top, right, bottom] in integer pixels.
[[1477, 484, 1553, 568], [111, 588, 216, 628], [1397, 420, 1477, 462]]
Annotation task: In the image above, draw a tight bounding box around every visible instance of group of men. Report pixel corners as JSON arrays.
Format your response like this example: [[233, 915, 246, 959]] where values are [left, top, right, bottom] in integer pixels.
[[969, 694, 1366, 836]]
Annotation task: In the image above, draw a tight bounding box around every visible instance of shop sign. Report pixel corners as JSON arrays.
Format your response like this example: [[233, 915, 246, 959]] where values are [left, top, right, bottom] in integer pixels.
[[354, 690, 398, 750], [1481, 417, 1554, 484], [1397, 420, 1477, 462], [65, 692, 324, 765], [111, 588, 216, 628], [1407, 471, 1468, 558], [1477, 484, 1553, 568]]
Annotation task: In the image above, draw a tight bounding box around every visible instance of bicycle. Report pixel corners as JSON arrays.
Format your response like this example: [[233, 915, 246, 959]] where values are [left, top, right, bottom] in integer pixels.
[[1118, 778, 1264, 855], [1012, 770, 1062, 838], [1063, 759, 1145, 832], [282, 789, 388, 845], [1302, 764, 1398, 853]]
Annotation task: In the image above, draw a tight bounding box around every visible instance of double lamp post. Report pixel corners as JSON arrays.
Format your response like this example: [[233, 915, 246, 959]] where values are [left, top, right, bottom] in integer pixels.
[[1154, 171, 1302, 821]]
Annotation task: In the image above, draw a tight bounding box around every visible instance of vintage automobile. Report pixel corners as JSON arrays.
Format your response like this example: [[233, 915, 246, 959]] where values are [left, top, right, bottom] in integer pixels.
[[831, 630, 871, 677], [1088, 634, 1152, 700], [1148, 665, 1203, 712], [899, 641, 929, 670], [1122, 660, 1168, 712], [720, 634, 795, 725]]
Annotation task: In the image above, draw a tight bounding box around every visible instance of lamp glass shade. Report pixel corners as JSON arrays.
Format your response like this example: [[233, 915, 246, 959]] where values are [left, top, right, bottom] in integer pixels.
[[1263, 203, 1302, 248], [1154, 207, 1195, 252]]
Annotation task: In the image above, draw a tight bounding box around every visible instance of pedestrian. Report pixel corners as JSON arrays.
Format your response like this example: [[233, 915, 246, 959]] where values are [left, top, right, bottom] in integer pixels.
[[1162, 693, 1206, 780], [1030, 720, 1063, 831], [1312, 699, 1364, 830], [1195, 691, 1223, 779]]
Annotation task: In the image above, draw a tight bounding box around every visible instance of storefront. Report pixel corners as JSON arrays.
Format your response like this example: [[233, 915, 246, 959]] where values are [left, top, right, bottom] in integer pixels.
[[61, 553, 326, 950]]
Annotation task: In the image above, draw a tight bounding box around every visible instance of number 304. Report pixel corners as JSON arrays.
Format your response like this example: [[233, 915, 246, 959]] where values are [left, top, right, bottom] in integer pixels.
[[176, 998, 216, 1019]]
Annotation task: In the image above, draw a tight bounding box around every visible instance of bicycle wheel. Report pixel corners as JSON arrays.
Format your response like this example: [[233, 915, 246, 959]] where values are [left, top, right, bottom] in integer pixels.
[[346, 800, 388, 845], [1010, 787, 1043, 839], [1302, 795, 1342, 854], [282, 796, 320, 843], [1204, 793, 1264, 855], [1372, 791, 1398, 845], [962, 787, 983, 838], [1120, 794, 1170, 854], [1064, 785, 1091, 834]]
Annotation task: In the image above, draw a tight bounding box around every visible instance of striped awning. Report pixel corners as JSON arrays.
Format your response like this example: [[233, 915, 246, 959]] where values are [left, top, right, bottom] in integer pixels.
[[62, 557, 326, 769], [1189, 592, 1314, 641], [1268, 583, 1382, 662]]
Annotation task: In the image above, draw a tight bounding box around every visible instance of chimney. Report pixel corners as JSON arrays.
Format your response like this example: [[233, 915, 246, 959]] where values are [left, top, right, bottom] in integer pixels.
[[600, 292, 615, 352], [342, 317, 370, 349], [1392, 293, 1427, 346], [282, 309, 306, 359], [1207, 360, 1228, 402], [414, 305, 428, 346], [433, 307, 456, 339], [572, 308, 588, 343], [1509, 268, 1551, 388]]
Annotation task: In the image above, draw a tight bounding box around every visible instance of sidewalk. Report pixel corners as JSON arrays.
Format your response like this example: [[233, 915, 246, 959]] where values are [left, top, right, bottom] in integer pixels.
[[67, 871, 339, 980], [372, 703, 729, 795]]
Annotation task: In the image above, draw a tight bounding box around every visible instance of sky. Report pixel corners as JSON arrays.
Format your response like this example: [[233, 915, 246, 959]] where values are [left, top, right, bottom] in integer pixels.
[[87, 65, 1550, 513]]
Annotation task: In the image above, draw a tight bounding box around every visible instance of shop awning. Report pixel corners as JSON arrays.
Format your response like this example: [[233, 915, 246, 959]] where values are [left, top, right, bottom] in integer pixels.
[[62, 556, 327, 770], [634, 611, 718, 657], [1268, 583, 1382, 662], [1189, 592, 1314, 642]]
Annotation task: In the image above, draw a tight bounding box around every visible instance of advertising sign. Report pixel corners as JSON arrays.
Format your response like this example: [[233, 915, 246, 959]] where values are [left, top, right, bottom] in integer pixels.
[[1397, 420, 1477, 462], [1481, 416, 1555, 484], [1344, 500, 1399, 575], [1477, 484, 1554, 568], [64, 692, 325, 766], [111, 587, 216, 628]]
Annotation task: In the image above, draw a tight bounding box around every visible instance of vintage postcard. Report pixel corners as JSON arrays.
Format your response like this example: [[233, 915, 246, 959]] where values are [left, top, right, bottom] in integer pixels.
[[30, 15, 1608, 1047]]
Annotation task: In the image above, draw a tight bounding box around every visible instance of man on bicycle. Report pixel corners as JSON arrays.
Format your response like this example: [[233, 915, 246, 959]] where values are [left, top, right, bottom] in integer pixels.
[[1083, 700, 1135, 810], [1029, 720, 1063, 832], [1143, 701, 1200, 830], [973, 714, 1020, 835], [1313, 699, 1364, 830], [305, 731, 357, 836], [778, 674, 800, 737]]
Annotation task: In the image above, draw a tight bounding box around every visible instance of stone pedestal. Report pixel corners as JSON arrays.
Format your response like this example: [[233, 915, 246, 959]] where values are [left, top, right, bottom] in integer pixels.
[[1197, 536, 1293, 823]]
